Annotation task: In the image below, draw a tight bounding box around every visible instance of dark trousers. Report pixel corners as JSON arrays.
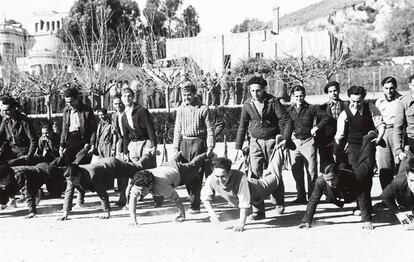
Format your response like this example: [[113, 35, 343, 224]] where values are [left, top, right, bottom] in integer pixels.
[[63, 132, 90, 165], [318, 143, 334, 173], [180, 138, 206, 210], [347, 143, 362, 170]]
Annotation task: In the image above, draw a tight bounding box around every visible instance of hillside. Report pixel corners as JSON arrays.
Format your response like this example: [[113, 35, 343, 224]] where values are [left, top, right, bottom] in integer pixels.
[[279, 0, 364, 29]]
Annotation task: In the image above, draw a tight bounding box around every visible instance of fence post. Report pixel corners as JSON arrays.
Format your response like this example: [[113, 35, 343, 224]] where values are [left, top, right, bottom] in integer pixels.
[[372, 71, 376, 98]]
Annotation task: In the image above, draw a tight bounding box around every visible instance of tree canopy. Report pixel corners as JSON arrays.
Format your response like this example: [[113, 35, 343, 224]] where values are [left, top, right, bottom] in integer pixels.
[[231, 18, 270, 33]]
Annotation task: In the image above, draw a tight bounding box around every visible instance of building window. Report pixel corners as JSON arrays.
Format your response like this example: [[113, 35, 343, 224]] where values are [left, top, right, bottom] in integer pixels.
[[57, 20, 60, 29], [46, 22, 50, 31], [52, 21, 55, 31], [40, 20, 44, 30], [255, 52, 264, 58], [223, 54, 231, 69], [35, 23, 39, 32]]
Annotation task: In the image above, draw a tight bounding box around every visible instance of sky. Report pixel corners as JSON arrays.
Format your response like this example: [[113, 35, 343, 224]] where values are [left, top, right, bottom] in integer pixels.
[[0, 0, 322, 36]]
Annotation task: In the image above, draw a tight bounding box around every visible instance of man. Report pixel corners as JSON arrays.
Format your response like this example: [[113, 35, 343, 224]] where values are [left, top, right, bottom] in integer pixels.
[[60, 88, 97, 165], [315, 81, 346, 172], [0, 163, 63, 218], [201, 136, 285, 232], [36, 125, 60, 163], [286, 85, 331, 204], [235, 76, 293, 219], [382, 157, 414, 229], [335, 85, 385, 169], [121, 87, 157, 166], [57, 156, 151, 221], [95, 108, 113, 159], [394, 75, 414, 167], [128, 153, 208, 225], [173, 81, 215, 214], [111, 95, 125, 159], [220, 71, 231, 105], [375, 77, 402, 196], [0, 96, 37, 166], [299, 131, 379, 230]]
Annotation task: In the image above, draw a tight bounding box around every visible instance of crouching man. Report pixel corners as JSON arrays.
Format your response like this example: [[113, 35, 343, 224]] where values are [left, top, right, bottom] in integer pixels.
[[382, 157, 414, 230], [128, 153, 208, 226], [58, 157, 141, 221], [299, 131, 378, 230], [0, 164, 49, 218], [201, 140, 285, 232]]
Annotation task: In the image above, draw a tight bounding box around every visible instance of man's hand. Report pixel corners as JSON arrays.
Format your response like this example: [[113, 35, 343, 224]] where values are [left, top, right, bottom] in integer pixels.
[[87, 145, 95, 155], [57, 216, 68, 221], [59, 146, 65, 157], [110, 149, 116, 157], [371, 137, 382, 145], [398, 152, 408, 161], [310, 126, 319, 136], [128, 221, 140, 227], [24, 212, 36, 219], [174, 214, 185, 223], [362, 221, 374, 230], [148, 146, 156, 155], [276, 139, 286, 149], [99, 213, 110, 219], [206, 148, 214, 158], [298, 222, 310, 229], [232, 224, 244, 232]]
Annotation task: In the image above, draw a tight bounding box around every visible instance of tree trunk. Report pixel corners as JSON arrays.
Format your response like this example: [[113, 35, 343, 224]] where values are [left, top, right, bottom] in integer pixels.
[[45, 94, 52, 119], [166, 84, 170, 113]]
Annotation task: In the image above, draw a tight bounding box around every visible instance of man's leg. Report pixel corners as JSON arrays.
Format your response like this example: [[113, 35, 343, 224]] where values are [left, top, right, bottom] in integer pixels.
[[354, 131, 377, 181], [290, 139, 306, 202], [249, 138, 266, 178], [377, 129, 395, 189], [301, 137, 318, 199], [347, 144, 361, 171], [318, 143, 334, 173]]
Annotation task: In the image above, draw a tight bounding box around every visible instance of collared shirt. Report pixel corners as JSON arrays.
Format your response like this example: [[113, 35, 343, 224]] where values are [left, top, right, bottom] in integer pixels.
[[329, 100, 343, 119], [200, 169, 251, 209], [394, 92, 414, 155], [68, 109, 80, 132], [335, 102, 384, 142], [252, 99, 264, 118], [375, 93, 402, 126], [124, 106, 134, 130]]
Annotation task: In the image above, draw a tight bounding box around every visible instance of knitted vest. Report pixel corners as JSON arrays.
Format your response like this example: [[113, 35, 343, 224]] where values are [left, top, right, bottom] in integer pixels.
[[344, 103, 375, 145]]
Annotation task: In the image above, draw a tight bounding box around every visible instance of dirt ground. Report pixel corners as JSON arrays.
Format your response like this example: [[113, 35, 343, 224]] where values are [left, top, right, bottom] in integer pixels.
[[1, 143, 413, 262]]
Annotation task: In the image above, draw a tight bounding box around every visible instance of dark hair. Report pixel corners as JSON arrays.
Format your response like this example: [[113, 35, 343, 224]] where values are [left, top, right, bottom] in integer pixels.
[[409, 74, 414, 83], [347, 85, 366, 98], [323, 163, 339, 175], [1, 96, 18, 108], [247, 76, 267, 88], [121, 87, 134, 96], [63, 87, 80, 98], [64, 164, 82, 179], [41, 125, 50, 130], [324, 81, 340, 94], [405, 158, 414, 175], [130, 170, 155, 187], [291, 85, 306, 94], [212, 158, 232, 173], [182, 81, 197, 93], [113, 95, 122, 101], [381, 76, 397, 88]]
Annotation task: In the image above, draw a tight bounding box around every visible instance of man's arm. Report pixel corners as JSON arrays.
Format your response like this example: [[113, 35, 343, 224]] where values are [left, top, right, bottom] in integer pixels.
[[172, 108, 182, 152], [334, 111, 347, 145], [94, 182, 111, 219], [142, 108, 157, 149], [86, 108, 97, 148], [382, 178, 401, 214], [235, 106, 250, 150], [202, 199, 219, 223], [60, 109, 69, 148], [275, 99, 293, 141], [233, 208, 248, 232], [300, 177, 325, 227], [58, 181, 75, 220], [312, 105, 331, 134], [129, 185, 140, 225], [393, 100, 406, 157], [22, 118, 38, 158], [170, 191, 185, 222], [203, 107, 215, 154]]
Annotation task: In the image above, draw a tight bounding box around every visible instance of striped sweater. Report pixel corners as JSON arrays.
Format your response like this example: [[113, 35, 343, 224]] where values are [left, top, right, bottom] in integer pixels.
[[173, 100, 215, 150]]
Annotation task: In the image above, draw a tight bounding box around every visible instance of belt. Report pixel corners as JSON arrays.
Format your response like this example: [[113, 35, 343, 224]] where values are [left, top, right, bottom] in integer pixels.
[[182, 136, 204, 140], [69, 130, 80, 134]]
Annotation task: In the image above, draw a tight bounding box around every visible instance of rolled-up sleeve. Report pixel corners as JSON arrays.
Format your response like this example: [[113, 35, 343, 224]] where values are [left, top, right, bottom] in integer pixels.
[[201, 176, 215, 202], [334, 111, 347, 142], [237, 176, 251, 209]]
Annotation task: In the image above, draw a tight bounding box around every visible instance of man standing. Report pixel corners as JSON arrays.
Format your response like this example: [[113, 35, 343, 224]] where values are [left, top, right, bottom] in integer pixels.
[[394, 75, 414, 166], [315, 81, 346, 172], [286, 85, 331, 204], [0, 96, 37, 165], [335, 86, 385, 169], [95, 108, 113, 159], [375, 77, 402, 194], [220, 71, 231, 105], [60, 88, 97, 165], [120, 87, 157, 166], [111, 95, 125, 159], [236, 76, 293, 219], [173, 81, 215, 214]]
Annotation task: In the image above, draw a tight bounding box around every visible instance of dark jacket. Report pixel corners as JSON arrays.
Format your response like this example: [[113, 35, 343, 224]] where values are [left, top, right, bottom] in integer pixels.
[[60, 103, 97, 148], [235, 93, 293, 150], [315, 100, 347, 146], [0, 113, 38, 157], [111, 111, 124, 154], [286, 102, 331, 140], [382, 174, 414, 213], [302, 169, 372, 224], [63, 157, 138, 213], [121, 104, 157, 153]]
